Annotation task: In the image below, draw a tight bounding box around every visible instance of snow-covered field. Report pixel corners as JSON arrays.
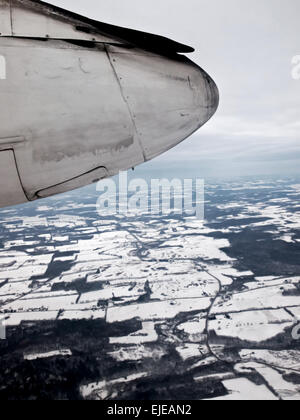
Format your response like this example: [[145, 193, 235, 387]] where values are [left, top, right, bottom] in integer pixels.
[[0, 177, 299, 400]]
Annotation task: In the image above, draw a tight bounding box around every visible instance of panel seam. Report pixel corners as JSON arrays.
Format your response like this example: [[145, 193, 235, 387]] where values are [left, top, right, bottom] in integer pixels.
[[11, 149, 30, 201], [104, 44, 146, 162], [9, 0, 14, 35]]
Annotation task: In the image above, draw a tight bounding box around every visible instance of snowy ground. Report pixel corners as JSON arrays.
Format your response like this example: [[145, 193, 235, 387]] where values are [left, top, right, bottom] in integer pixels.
[[0, 176, 299, 400]]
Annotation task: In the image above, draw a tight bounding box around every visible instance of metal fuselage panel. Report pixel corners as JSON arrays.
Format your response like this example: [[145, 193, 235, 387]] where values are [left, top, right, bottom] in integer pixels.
[[0, 0, 122, 43], [0, 149, 27, 207], [0, 37, 145, 201], [0, 1, 12, 36], [108, 46, 219, 161]]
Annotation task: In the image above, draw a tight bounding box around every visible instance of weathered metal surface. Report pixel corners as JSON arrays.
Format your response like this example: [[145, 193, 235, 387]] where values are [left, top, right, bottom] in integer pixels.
[[0, 150, 28, 207], [0, 136, 25, 149], [0, 54, 5, 78], [37, 166, 108, 198], [9, 0, 118, 43], [0, 0, 12, 36], [1, 0, 194, 54], [107, 45, 219, 161], [0, 37, 145, 201], [0, 0, 219, 208]]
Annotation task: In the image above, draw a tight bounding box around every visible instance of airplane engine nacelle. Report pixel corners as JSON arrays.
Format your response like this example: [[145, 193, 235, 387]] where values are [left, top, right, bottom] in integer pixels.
[[0, 0, 219, 208]]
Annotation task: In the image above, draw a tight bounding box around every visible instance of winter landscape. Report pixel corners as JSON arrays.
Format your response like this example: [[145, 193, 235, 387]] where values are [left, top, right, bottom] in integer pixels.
[[0, 176, 299, 400]]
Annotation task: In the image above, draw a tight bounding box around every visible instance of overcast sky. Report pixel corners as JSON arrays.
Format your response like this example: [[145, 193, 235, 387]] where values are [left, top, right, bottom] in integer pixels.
[[52, 0, 300, 177]]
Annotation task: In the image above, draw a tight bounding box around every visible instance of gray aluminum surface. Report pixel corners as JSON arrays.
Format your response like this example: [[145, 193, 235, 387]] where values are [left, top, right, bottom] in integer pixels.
[[0, 0, 219, 208]]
